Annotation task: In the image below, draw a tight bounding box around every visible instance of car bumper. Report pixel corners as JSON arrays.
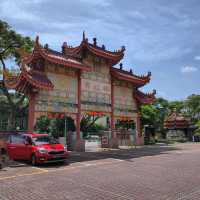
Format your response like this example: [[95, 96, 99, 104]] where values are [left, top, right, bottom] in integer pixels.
[[36, 152, 69, 164]]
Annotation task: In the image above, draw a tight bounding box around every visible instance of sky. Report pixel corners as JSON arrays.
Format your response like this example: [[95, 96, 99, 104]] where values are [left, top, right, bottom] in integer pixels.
[[0, 0, 200, 101]]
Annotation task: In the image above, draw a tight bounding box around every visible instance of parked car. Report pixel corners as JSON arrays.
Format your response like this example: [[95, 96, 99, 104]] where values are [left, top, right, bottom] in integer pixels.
[[7, 133, 69, 165]]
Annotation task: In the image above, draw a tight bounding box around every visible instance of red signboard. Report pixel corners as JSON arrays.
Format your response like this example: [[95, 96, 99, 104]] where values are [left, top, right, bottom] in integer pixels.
[[101, 136, 109, 145], [48, 113, 65, 119]]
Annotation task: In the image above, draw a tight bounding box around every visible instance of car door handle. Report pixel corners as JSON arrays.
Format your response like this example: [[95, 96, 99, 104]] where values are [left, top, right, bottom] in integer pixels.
[[10, 147, 16, 149]]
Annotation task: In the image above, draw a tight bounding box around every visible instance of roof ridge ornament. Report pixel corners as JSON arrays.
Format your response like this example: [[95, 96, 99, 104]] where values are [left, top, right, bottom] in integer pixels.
[[44, 43, 49, 50], [62, 42, 68, 54], [83, 31, 86, 41], [93, 37, 97, 46], [148, 71, 151, 76], [82, 31, 88, 43], [121, 45, 126, 52], [35, 35, 39, 46]]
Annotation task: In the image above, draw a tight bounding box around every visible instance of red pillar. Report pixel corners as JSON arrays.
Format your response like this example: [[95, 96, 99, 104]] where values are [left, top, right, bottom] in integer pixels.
[[136, 113, 141, 136], [136, 113, 143, 145], [110, 78, 118, 148], [111, 78, 115, 134], [28, 93, 36, 133], [76, 70, 81, 141]]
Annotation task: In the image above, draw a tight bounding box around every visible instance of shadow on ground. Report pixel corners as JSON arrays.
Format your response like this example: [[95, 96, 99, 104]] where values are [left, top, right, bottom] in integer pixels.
[[0, 144, 181, 170], [37, 144, 180, 169]]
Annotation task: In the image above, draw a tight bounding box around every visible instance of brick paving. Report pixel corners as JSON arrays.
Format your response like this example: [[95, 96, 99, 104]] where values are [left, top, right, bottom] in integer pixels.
[[1, 143, 200, 200]]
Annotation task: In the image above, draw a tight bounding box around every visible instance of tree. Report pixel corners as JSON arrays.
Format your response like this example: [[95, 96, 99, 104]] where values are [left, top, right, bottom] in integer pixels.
[[0, 20, 34, 130], [168, 101, 184, 113], [34, 116, 50, 133], [80, 114, 101, 133], [184, 94, 200, 122], [141, 105, 157, 127], [34, 116, 76, 138], [153, 98, 170, 133], [141, 98, 170, 130]]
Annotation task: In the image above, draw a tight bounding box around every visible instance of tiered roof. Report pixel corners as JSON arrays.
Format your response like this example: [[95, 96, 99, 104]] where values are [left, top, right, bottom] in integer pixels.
[[111, 67, 151, 88], [22, 36, 90, 71], [3, 34, 156, 104], [111, 63, 155, 104], [134, 89, 156, 105], [164, 111, 190, 129], [63, 32, 125, 66], [3, 65, 54, 93]]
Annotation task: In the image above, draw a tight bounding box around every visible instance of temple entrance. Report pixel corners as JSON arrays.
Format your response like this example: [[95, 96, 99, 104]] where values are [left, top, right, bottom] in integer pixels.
[[81, 111, 110, 152], [34, 113, 76, 149], [115, 117, 136, 147]]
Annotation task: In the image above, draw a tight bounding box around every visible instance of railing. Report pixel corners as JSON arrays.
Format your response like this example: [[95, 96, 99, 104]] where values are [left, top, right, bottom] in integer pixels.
[[0, 118, 27, 131]]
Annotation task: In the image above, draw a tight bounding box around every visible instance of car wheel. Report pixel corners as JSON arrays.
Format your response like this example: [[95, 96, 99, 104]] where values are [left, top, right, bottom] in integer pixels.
[[31, 155, 37, 166]]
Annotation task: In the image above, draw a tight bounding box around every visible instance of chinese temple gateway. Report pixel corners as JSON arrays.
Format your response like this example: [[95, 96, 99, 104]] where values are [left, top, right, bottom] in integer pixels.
[[4, 33, 155, 150]]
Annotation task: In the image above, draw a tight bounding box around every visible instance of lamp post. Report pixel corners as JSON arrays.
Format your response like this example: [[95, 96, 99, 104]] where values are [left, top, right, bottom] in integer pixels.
[[64, 114, 67, 146]]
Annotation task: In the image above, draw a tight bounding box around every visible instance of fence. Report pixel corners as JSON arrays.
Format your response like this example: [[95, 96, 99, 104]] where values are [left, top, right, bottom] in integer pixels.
[[0, 118, 27, 131]]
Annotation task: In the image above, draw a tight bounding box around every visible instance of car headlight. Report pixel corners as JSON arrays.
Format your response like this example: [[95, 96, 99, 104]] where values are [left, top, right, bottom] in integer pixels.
[[37, 148, 48, 154]]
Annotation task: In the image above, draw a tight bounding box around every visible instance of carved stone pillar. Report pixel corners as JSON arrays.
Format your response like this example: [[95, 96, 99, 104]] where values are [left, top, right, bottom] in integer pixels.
[[28, 93, 36, 133], [135, 113, 144, 145]]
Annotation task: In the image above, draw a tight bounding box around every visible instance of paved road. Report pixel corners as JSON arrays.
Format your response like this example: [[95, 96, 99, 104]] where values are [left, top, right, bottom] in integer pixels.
[[1, 143, 200, 200]]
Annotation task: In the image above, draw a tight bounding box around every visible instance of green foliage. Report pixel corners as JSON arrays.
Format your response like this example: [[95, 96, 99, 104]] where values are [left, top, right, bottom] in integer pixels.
[[195, 120, 200, 136], [141, 104, 157, 127], [80, 115, 101, 133], [0, 20, 33, 130], [34, 116, 76, 138], [34, 116, 50, 133], [141, 94, 200, 140], [0, 20, 33, 65], [115, 120, 135, 130], [168, 101, 184, 112], [184, 94, 200, 122], [87, 123, 105, 133], [80, 115, 107, 138], [0, 93, 28, 130]]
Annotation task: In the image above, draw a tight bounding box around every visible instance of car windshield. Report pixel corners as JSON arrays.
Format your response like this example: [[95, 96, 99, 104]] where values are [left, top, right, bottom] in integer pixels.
[[32, 136, 59, 145]]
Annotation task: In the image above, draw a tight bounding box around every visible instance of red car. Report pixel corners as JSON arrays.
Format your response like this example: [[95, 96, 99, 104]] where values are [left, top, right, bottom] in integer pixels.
[[7, 133, 69, 165]]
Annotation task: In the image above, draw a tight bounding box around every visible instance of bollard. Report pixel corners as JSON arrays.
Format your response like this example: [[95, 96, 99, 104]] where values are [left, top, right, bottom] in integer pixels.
[[0, 149, 2, 170]]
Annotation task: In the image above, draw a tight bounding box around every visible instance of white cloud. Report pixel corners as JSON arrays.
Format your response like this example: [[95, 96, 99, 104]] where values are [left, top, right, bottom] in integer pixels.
[[181, 66, 198, 73], [194, 56, 200, 60], [0, 0, 39, 21], [127, 11, 146, 19], [79, 0, 112, 7]]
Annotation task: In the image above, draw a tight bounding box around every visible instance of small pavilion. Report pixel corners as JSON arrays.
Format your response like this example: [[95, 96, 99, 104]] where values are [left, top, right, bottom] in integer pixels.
[[164, 111, 190, 141]]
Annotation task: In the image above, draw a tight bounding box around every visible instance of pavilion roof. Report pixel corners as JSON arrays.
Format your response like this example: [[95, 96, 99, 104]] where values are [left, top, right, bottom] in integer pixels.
[[3, 66, 54, 94], [164, 111, 190, 129], [111, 67, 151, 87], [134, 89, 156, 105], [4, 34, 155, 102], [22, 36, 90, 71], [63, 32, 125, 66]]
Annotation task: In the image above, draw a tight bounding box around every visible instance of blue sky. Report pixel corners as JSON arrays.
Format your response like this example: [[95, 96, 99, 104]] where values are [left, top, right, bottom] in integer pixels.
[[0, 0, 200, 100]]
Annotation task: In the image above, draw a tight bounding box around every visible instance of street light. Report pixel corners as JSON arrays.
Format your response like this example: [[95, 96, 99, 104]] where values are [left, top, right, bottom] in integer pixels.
[[64, 114, 67, 146]]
